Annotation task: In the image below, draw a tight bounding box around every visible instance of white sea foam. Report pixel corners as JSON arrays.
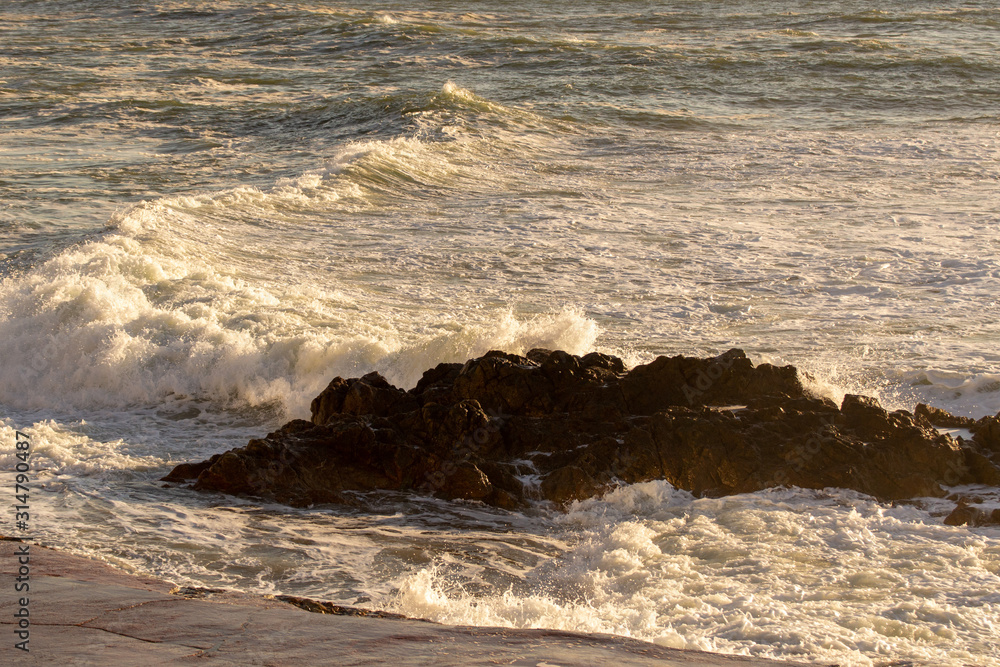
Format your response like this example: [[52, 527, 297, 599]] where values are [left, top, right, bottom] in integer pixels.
[[892, 369, 1000, 419], [0, 173, 604, 416], [386, 482, 1000, 666], [0, 419, 165, 479]]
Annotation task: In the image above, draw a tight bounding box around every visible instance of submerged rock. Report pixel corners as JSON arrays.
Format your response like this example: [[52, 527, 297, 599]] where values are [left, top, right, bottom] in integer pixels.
[[163, 349, 1000, 514]]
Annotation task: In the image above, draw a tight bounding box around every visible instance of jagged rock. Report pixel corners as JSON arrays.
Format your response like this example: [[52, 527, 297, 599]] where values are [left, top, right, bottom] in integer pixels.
[[311, 372, 419, 424], [944, 499, 1000, 527], [973, 414, 1000, 454], [540, 465, 605, 505], [915, 403, 977, 429], [160, 457, 219, 483], [164, 349, 1000, 515]]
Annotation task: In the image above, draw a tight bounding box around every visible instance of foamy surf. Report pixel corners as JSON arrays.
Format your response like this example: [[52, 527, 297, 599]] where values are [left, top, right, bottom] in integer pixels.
[[0, 152, 606, 415], [0, 230, 602, 415], [386, 482, 1000, 666]]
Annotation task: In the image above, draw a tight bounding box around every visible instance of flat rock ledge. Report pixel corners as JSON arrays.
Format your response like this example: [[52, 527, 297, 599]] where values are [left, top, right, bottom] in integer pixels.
[[0, 538, 808, 666], [164, 349, 1000, 523]]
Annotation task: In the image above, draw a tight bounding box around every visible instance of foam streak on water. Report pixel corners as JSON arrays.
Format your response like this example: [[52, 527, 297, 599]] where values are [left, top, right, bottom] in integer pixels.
[[2, 1, 1000, 665]]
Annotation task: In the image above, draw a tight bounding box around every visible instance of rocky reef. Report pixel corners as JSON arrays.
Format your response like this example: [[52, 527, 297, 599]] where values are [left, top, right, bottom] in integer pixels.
[[163, 349, 1000, 523]]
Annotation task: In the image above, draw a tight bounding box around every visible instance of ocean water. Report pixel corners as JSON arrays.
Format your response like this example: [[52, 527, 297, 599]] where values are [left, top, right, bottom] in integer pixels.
[[2, 1, 999, 664]]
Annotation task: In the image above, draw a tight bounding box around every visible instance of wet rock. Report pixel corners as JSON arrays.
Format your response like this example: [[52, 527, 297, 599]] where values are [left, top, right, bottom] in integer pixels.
[[944, 499, 1000, 527], [160, 455, 221, 483], [539, 465, 605, 505], [915, 403, 977, 429], [164, 349, 1000, 515], [311, 372, 419, 425], [619, 349, 805, 415], [972, 414, 1000, 454]]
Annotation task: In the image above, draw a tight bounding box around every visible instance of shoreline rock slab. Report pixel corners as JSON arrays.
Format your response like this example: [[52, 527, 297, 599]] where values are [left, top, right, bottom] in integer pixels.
[[0, 539, 809, 666], [164, 349, 1000, 518]]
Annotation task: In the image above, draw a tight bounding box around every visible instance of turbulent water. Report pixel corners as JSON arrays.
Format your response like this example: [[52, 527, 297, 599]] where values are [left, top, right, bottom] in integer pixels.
[[2, 1, 999, 664]]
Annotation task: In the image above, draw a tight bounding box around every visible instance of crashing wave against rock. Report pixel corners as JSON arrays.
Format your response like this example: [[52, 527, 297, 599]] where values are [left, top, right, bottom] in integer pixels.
[[163, 349, 1000, 522]]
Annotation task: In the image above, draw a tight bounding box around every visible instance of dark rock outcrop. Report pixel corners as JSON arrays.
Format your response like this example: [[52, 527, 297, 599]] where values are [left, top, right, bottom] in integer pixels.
[[163, 349, 1000, 514], [943, 499, 1000, 527]]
